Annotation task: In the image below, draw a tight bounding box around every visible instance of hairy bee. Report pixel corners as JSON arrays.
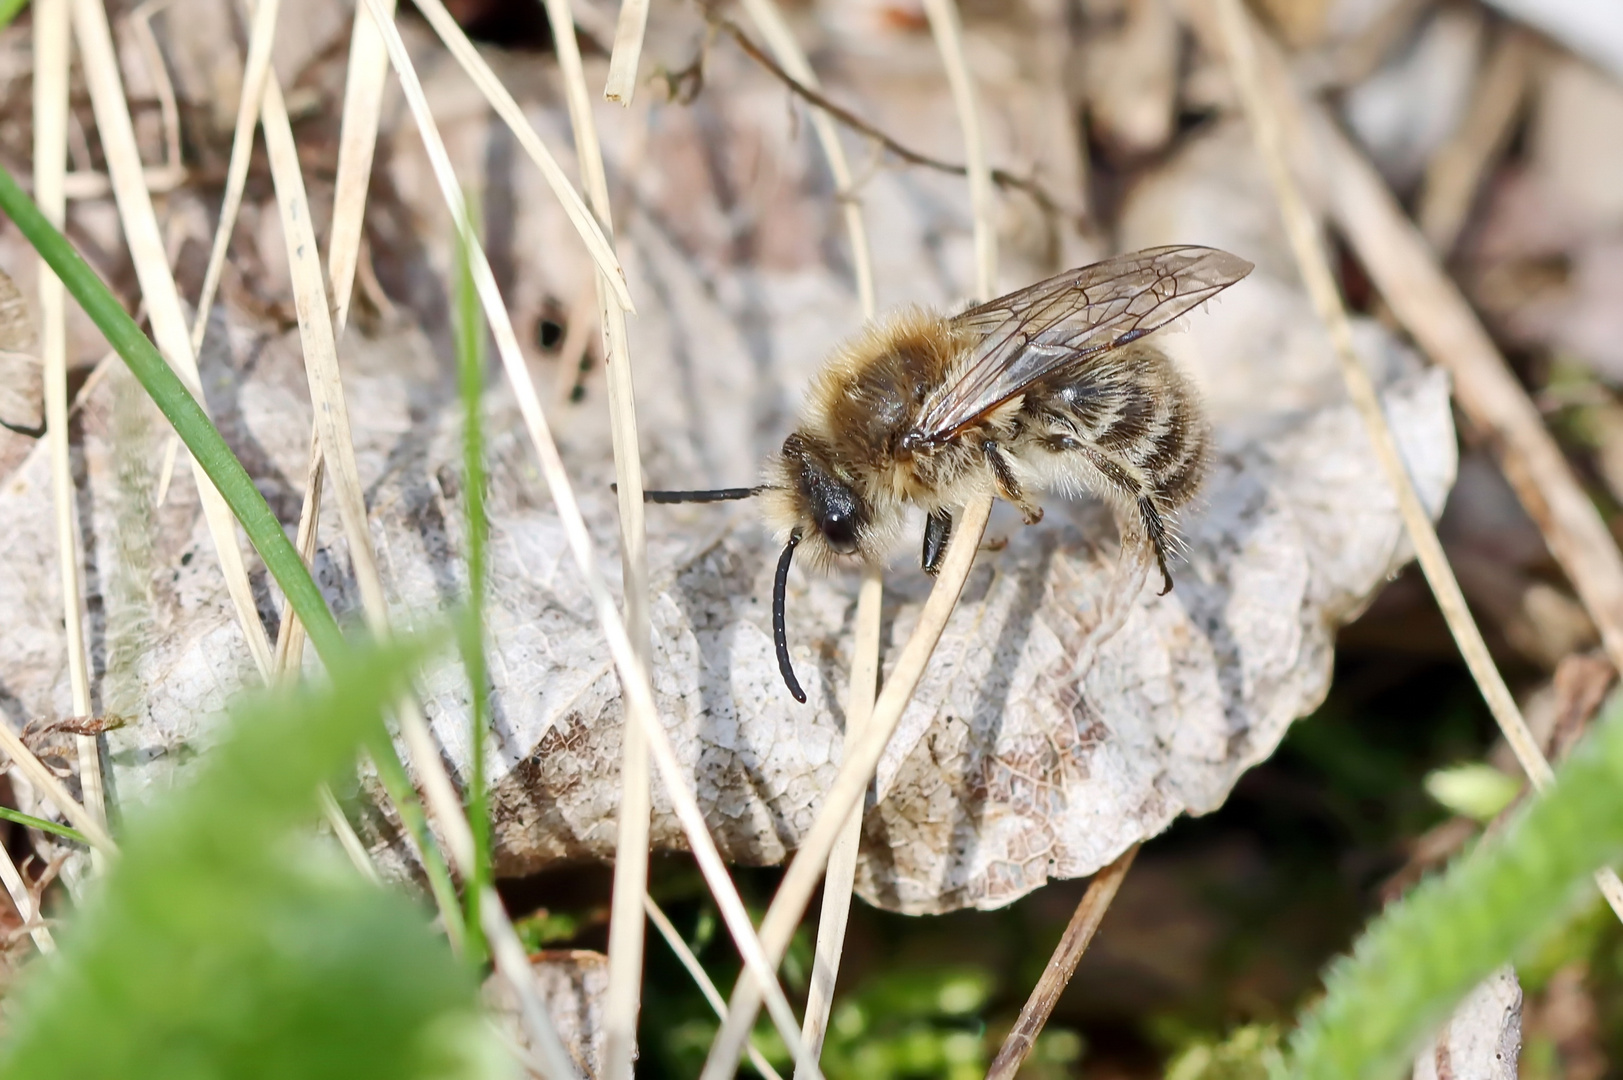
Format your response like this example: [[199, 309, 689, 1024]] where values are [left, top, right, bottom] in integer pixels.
[[648, 245, 1253, 701]]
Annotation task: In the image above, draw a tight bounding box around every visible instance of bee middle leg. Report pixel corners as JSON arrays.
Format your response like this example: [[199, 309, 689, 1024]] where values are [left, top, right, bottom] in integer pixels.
[[981, 440, 1043, 525], [1048, 434, 1176, 594]]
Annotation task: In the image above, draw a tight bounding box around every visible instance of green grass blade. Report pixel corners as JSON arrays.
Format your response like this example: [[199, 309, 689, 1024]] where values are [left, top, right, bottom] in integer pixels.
[[1288, 694, 1623, 1080], [0, 805, 88, 846], [0, 162, 466, 934], [453, 218, 493, 963], [0, 162, 342, 663], [0, 627, 502, 1080], [0, 0, 29, 32]]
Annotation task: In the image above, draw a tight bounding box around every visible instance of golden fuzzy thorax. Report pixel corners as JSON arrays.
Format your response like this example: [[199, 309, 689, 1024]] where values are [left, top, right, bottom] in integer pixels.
[[763, 307, 1211, 573]]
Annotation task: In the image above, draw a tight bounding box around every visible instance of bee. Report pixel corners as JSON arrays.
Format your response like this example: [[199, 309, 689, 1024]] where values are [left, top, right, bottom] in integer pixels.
[[646, 245, 1253, 702]]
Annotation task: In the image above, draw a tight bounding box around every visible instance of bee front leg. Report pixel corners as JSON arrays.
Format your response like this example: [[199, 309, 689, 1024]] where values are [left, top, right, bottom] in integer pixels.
[[981, 441, 1044, 525], [922, 508, 953, 575]]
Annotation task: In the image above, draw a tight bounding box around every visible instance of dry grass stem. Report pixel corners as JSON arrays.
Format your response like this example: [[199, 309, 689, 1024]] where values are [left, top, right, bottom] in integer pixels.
[[407, 0, 634, 313], [1211, 0, 1623, 922], [126, 0, 183, 186], [187, 0, 282, 356], [922, 0, 996, 298], [260, 41, 477, 889], [738, 0, 877, 316], [1307, 83, 1623, 690], [34, 0, 107, 850], [796, 567, 882, 1074], [645, 897, 787, 1080], [10, 0, 101, 862], [730, 2, 883, 1068], [538, 2, 651, 1076], [0, 846, 53, 954], [56, 166, 185, 201], [1416, 26, 1534, 254], [69, 0, 276, 682], [603, 0, 649, 105], [0, 723, 115, 853], [360, 4, 820, 1066], [699, 495, 993, 1080], [328, 0, 398, 331], [986, 844, 1138, 1080], [480, 886, 586, 1080], [136, 0, 216, 511], [703, 14, 1002, 1069], [272, 435, 376, 882], [272, 432, 324, 675]]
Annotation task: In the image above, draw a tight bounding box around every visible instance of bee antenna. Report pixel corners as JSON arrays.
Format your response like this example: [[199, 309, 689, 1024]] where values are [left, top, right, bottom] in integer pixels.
[[625, 485, 765, 504], [773, 531, 807, 704]]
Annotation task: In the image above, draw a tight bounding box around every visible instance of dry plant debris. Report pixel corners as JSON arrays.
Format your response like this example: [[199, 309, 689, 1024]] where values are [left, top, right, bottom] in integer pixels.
[[0, 4, 1456, 916]]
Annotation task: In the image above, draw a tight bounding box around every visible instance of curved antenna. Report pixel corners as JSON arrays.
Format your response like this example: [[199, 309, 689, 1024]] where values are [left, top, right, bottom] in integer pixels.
[[773, 531, 807, 703], [643, 486, 763, 503]]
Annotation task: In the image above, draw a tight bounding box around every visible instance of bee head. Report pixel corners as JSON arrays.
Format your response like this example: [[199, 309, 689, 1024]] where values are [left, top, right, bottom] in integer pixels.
[[763, 433, 872, 565], [758, 432, 877, 705]]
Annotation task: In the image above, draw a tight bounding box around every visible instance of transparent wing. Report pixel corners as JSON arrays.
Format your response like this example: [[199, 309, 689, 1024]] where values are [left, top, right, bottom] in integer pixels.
[[908, 245, 1253, 444]]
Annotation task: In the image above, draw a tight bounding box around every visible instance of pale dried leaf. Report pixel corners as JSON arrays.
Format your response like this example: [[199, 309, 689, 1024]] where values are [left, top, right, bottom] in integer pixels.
[[0, 18, 1458, 914], [1412, 967, 1523, 1080], [486, 950, 609, 1078], [0, 268, 43, 437]]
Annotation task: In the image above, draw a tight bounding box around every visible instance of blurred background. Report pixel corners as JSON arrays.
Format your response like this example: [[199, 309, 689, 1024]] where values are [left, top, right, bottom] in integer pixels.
[[4, 0, 1623, 1075]]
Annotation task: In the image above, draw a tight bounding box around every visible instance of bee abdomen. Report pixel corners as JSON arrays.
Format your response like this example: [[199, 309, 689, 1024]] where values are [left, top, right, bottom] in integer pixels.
[[1028, 344, 1210, 509]]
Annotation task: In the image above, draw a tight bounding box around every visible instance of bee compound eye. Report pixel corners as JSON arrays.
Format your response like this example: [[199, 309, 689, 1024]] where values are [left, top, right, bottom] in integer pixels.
[[820, 508, 860, 553]]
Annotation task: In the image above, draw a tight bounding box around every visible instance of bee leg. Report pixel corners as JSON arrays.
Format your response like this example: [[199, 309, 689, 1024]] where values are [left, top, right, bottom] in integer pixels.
[[922, 508, 953, 575], [1138, 497, 1175, 595], [981, 441, 1043, 525]]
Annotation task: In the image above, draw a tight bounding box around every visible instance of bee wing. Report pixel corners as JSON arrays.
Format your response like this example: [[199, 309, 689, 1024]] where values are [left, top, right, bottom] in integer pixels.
[[908, 246, 1253, 444]]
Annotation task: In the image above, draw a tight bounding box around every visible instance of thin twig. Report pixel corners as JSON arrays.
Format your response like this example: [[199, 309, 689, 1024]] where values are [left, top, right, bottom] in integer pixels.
[[645, 897, 787, 1080], [535, 2, 651, 1076], [1209, 0, 1623, 922], [986, 844, 1138, 1080], [705, 10, 1064, 226], [1416, 25, 1534, 255], [739, 0, 877, 317]]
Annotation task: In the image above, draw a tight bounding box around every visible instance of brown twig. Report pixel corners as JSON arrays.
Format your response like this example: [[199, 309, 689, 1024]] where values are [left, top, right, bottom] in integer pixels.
[[701, 9, 1069, 227], [986, 845, 1139, 1080], [1416, 24, 1535, 255]]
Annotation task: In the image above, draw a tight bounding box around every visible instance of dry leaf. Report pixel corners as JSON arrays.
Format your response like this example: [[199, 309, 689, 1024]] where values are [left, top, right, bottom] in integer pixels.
[[1412, 967, 1523, 1080], [485, 950, 609, 1077], [0, 268, 43, 440], [0, 15, 1457, 914]]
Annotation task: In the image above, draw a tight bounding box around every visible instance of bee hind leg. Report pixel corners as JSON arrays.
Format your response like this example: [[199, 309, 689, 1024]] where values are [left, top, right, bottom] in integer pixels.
[[922, 508, 953, 575], [981, 441, 1043, 525], [1138, 497, 1175, 595]]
